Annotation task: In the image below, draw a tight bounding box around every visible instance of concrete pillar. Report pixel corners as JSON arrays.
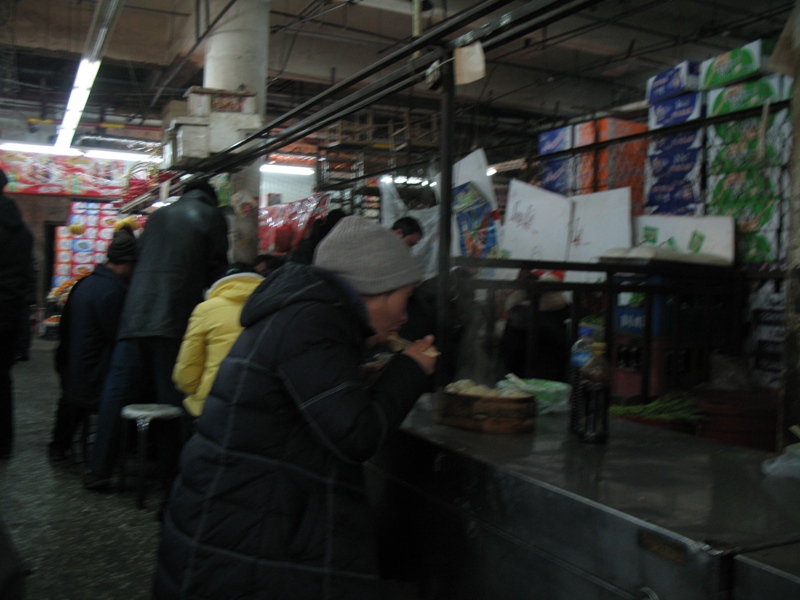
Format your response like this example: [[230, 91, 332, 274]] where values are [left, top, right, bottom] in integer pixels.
[[205, 0, 270, 265], [770, 6, 800, 449]]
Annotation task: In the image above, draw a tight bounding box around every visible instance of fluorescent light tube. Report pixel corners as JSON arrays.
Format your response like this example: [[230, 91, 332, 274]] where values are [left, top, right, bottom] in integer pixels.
[[260, 164, 314, 175], [84, 149, 162, 163], [54, 59, 101, 150], [66, 88, 92, 112], [74, 59, 101, 90], [0, 142, 83, 156]]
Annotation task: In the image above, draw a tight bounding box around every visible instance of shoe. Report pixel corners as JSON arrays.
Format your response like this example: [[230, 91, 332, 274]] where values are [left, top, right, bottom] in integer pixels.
[[83, 472, 113, 491], [48, 443, 71, 461]]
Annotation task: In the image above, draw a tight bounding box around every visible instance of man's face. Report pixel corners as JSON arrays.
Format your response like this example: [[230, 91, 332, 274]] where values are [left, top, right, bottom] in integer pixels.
[[396, 230, 421, 249]]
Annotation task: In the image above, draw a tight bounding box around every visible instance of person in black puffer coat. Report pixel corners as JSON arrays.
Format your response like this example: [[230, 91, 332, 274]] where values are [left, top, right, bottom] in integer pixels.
[[154, 216, 437, 600], [0, 169, 33, 458]]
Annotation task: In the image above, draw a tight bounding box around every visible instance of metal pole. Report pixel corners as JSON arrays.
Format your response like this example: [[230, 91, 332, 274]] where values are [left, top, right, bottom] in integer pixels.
[[436, 58, 454, 390]]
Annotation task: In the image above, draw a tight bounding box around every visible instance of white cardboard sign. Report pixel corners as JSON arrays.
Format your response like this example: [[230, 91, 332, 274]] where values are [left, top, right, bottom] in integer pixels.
[[566, 188, 633, 282], [503, 179, 571, 261]]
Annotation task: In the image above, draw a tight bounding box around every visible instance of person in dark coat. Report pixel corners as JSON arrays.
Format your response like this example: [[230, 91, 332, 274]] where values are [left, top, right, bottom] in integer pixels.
[[14, 255, 36, 362], [48, 227, 138, 460], [153, 216, 437, 600], [0, 169, 33, 458], [499, 272, 571, 382], [391, 215, 423, 249], [288, 208, 345, 265], [84, 179, 229, 489]]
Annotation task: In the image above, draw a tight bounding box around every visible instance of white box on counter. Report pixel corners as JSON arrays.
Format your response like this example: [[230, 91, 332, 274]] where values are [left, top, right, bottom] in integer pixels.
[[633, 214, 735, 263]]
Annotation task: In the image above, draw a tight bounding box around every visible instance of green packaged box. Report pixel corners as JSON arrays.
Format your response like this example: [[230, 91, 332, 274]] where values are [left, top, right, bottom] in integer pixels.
[[706, 169, 782, 233], [706, 137, 788, 174], [701, 39, 775, 90], [707, 74, 784, 118], [706, 108, 789, 145]]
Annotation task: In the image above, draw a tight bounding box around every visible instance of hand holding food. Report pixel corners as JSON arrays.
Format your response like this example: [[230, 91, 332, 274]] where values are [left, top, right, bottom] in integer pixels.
[[393, 334, 438, 375]]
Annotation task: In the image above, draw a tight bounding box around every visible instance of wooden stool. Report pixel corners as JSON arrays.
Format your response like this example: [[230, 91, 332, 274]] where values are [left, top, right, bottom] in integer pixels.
[[118, 403, 184, 509]]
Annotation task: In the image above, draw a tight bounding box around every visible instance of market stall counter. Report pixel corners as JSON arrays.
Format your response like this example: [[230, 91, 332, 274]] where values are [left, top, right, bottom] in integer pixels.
[[365, 397, 800, 600]]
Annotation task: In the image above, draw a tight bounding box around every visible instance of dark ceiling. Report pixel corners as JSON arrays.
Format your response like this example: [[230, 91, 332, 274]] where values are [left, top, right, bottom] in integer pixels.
[[0, 0, 793, 167]]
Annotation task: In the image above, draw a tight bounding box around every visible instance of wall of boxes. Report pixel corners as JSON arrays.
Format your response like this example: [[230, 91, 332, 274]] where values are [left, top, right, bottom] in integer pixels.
[[52, 201, 121, 290], [534, 37, 792, 392], [537, 37, 792, 268]]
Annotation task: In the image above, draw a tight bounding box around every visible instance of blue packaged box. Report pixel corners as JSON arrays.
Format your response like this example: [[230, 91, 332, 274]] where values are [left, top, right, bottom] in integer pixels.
[[646, 61, 700, 104], [645, 178, 701, 215], [538, 125, 573, 155], [648, 92, 704, 130], [646, 148, 702, 181], [540, 157, 572, 195], [647, 128, 703, 155]]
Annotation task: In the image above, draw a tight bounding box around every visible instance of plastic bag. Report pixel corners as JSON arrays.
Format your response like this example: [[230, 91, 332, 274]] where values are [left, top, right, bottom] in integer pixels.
[[257, 193, 329, 254], [380, 179, 440, 279], [708, 351, 751, 391], [761, 443, 800, 480], [497, 375, 571, 414]]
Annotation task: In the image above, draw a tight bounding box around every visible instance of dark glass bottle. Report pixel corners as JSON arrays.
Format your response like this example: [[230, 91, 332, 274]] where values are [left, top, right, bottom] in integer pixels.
[[577, 342, 612, 443], [568, 327, 595, 433]]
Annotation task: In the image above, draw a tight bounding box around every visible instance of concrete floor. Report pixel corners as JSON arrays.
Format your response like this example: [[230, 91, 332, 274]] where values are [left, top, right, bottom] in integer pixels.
[[1, 337, 422, 600], [0, 338, 162, 600]]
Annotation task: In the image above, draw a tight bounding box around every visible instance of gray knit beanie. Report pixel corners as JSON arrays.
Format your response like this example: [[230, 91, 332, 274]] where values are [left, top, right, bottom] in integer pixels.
[[314, 216, 422, 295]]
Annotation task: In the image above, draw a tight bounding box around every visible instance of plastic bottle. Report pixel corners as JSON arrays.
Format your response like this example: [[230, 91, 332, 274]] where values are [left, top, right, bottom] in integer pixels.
[[577, 342, 612, 444], [568, 326, 595, 433]]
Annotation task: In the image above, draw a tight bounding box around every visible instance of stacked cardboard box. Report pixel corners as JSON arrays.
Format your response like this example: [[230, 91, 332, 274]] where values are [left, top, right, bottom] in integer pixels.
[[537, 118, 647, 208], [537, 125, 574, 195], [647, 61, 703, 131], [645, 128, 704, 215], [701, 39, 792, 265], [645, 61, 704, 215], [53, 202, 120, 290]]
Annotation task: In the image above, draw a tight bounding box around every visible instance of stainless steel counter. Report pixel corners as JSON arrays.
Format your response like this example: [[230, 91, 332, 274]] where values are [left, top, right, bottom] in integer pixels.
[[734, 543, 800, 600], [365, 399, 800, 600]]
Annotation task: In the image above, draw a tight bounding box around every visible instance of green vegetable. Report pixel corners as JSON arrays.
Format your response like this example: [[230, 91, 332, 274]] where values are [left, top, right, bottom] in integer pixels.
[[580, 314, 605, 327], [610, 393, 704, 422]]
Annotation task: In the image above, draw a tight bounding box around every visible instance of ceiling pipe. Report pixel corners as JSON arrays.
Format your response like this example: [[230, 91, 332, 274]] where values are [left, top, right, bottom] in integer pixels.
[[254, 0, 517, 137], [198, 0, 604, 175]]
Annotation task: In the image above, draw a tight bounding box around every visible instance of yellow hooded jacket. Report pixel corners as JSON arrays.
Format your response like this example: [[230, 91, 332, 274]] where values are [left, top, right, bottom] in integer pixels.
[[173, 272, 263, 416]]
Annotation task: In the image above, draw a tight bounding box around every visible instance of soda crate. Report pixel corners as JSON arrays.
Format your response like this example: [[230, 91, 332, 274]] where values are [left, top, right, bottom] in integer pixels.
[[613, 274, 670, 337]]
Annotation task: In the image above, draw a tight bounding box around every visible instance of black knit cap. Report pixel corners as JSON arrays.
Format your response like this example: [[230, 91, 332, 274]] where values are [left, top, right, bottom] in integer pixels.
[[107, 228, 138, 263]]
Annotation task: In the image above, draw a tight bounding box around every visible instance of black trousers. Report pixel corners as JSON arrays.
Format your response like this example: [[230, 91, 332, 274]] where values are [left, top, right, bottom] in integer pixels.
[[0, 303, 23, 455]]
